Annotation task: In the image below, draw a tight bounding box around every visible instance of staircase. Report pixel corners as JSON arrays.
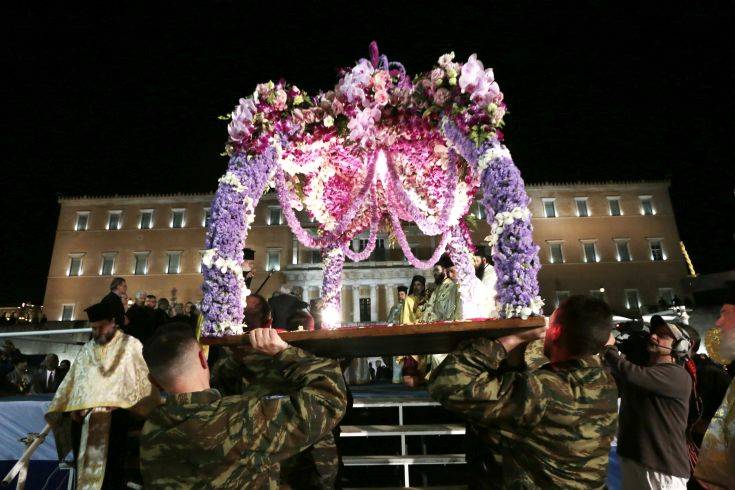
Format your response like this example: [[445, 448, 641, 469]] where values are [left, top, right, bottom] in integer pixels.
[[339, 386, 467, 489]]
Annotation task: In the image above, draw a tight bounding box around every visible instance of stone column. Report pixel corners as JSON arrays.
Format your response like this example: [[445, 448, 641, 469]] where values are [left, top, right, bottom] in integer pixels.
[[385, 284, 395, 313], [370, 285, 378, 322], [352, 286, 361, 323]]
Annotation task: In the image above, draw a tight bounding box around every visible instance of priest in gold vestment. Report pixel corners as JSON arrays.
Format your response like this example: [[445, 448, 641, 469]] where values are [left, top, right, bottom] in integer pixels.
[[46, 302, 160, 489], [694, 290, 735, 489]]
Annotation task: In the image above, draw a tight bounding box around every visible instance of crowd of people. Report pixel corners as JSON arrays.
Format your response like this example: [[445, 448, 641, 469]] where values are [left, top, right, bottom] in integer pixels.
[[1, 342, 71, 396], [2, 253, 734, 489]]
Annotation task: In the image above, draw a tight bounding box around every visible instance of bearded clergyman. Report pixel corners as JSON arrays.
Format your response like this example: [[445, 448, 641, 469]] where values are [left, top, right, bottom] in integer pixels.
[[46, 302, 160, 489]]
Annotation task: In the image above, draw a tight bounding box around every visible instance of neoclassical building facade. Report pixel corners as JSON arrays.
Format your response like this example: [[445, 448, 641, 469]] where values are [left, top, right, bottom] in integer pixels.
[[44, 180, 689, 322]]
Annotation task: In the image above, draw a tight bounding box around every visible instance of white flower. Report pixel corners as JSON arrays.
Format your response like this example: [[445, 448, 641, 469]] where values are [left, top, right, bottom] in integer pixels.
[[215, 257, 227, 274], [218, 172, 246, 193], [202, 249, 217, 268], [438, 52, 455, 67], [323, 115, 334, 128]]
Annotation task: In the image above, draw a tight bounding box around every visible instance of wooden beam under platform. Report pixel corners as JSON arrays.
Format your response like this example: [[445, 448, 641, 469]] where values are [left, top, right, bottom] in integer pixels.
[[200, 317, 546, 357]]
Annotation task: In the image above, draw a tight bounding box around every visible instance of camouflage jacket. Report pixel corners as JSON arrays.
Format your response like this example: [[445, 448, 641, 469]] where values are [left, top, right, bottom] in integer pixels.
[[211, 349, 340, 489], [140, 347, 347, 489], [428, 338, 618, 489]]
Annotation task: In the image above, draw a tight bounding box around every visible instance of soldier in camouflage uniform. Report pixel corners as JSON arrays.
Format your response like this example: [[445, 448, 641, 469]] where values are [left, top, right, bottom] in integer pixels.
[[139, 325, 347, 489], [212, 348, 340, 489], [428, 295, 618, 489]]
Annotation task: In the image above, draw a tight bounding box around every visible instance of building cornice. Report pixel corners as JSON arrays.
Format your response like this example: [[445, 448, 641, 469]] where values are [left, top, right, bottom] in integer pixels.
[[58, 180, 670, 204]]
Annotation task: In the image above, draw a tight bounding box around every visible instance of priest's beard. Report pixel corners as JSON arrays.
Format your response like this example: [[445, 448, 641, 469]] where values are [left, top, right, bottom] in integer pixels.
[[721, 328, 735, 362], [94, 329, 116, 345], [475, 264, 484, 281]]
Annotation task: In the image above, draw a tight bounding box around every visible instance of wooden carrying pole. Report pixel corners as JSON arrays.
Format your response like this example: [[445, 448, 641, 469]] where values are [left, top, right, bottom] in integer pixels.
[[201, 317, 546, 357], [2, 423, 52, 490]]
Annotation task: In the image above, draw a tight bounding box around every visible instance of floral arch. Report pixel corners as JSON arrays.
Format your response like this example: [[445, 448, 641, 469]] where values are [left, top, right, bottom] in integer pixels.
[[201, 43, 542, 336]]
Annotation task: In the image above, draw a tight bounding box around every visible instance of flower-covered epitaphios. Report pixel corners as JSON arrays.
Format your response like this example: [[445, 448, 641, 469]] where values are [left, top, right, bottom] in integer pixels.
[[202, 43, 542, 335]]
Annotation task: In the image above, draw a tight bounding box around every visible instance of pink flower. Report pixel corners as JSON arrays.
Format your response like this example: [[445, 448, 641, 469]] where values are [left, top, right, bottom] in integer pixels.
[[373, 70, 390, 90], [459, 54, 501, 106], [433, 88, 451, 105], [273, 89, 288, 111], [255, 82, 272, 98], [430, 68, 445, 85], [347, 106, 381, 146], [228, 97, 257, 142], [459, 54, 485, 94], [332, 99, 345, 116], [374, 89, 390, 107], [351, 59, 374, 86]]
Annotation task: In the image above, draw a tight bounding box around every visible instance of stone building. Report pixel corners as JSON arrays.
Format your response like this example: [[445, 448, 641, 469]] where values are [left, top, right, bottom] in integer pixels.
[[43, 180, 689, 322]]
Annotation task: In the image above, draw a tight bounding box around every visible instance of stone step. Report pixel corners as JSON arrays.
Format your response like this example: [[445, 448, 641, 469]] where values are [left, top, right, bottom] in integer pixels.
[[342, 454, 466, 466], [340, 424, 466, 437], [352, 396, 440, 408]]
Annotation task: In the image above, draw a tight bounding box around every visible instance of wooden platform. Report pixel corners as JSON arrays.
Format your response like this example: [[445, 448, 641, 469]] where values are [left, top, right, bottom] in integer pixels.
[[200, 317, 545, 357]]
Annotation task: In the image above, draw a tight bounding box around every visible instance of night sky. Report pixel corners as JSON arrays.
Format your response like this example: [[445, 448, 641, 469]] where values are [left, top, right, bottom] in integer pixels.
[[3, 2, 733, 305]]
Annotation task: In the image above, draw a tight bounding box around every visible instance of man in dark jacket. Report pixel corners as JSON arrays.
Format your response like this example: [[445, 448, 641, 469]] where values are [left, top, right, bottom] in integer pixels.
[[101, 277, 128, 328], [32, 354, 63, 393], [604, 315, 693, 488], [154, 298, 171, 327], [269, 286, 309, 330], [125, 291, 156, 344]]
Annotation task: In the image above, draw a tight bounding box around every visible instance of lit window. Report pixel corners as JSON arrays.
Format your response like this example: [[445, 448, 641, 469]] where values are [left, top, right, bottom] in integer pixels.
[[607, 197, 622, 216], [575, 197, 589, 217], [266, 249, 281, 271], [625, 289, 641, 310], [171, 209, 186, 228], [107, 211, 122, 230], [61, 304, 74, 321], [590, 289, 606, 301], [659, 288, 675, 305], [268, 207, 282, 226], [548, 242, 564, 264], [581, 241, 599, 263], [203, 208, 212, 228], [649, 239, 665, 261], [68, 254, 84, 276], [555, 291, 570, 307], [75, 212, 90, 231], [292, 238, 299, 265], [542, 198, 557, 218], [139, 210, 154, 230], [475, 203, 485, 220], [100, 253, 117, 276], [166, 251, 182, 274], [134, 252, 149, 275], [615, 239, 632, 262], [640, 196, 655, 215]]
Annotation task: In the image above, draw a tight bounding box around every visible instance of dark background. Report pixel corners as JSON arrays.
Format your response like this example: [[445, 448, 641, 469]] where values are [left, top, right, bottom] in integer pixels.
[[2, 1, 733, 305]]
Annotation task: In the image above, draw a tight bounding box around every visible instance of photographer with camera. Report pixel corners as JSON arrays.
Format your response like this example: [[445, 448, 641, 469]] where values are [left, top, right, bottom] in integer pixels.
[[604, 315, 694, 489]]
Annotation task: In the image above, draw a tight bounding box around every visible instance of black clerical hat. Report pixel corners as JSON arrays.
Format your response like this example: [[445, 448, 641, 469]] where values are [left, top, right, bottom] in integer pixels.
[[437, 253, 454, 269], [85, 302, 115, 322], [724, 283, 735, 306], [243, 248, 255, 260]]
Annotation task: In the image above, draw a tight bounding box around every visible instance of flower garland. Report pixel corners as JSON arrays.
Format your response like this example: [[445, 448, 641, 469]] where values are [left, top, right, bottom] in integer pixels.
[[342, 205, 380, 262], [387, 210, 453, 269], [201, 149, 276, 335], [321, 246, 345, 328], [202, 44, 543, 336], [478, 144, 544, 319]]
